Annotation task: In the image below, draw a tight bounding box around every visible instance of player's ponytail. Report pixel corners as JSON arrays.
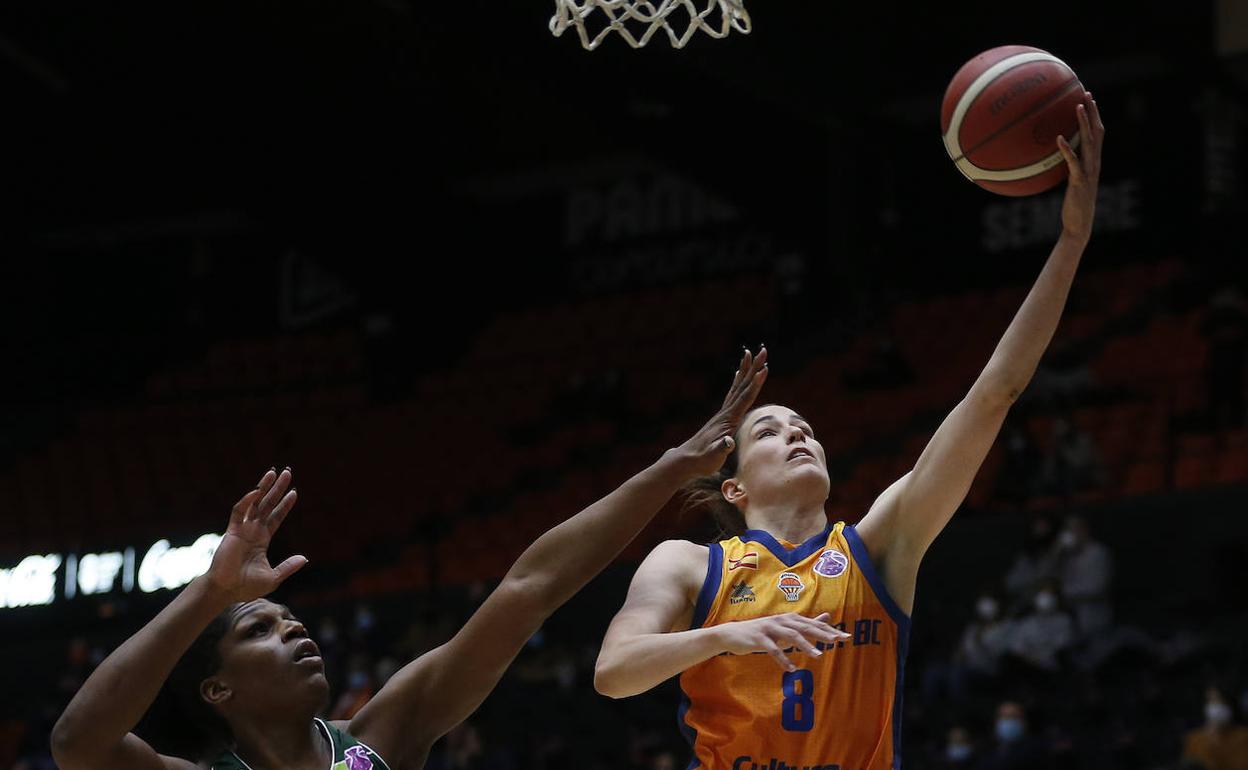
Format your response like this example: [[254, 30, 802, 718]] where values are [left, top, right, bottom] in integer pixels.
[[681, 439, 746, 541], [136, 603, 235, 762]]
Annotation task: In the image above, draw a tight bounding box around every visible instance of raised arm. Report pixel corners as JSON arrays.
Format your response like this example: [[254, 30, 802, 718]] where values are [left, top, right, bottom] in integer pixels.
[[350, 349, 769, 767], [51, 470, 304, 770], [594, 540, 849, 698], [857, 94, 1106, 598]]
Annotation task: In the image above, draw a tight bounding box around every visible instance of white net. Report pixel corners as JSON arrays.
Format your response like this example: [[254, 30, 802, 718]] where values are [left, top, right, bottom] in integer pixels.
[[550, 0, 751, 50]]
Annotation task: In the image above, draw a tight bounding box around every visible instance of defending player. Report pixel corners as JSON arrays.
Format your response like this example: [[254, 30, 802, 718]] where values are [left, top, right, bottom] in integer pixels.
[[51, 348, 769, 770]]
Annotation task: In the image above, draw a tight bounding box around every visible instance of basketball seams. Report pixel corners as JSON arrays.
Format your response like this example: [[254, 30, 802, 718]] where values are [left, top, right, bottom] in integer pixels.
[[958, 133, 1079, 182], [942, 50, 1081, 185], [943, 51, 1067, 161], [958, 75, 1081, 165]]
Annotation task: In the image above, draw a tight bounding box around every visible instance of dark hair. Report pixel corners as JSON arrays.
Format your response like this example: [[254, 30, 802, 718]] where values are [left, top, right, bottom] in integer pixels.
[[681, 424, 749, 541], [136, 603, 237, 761]]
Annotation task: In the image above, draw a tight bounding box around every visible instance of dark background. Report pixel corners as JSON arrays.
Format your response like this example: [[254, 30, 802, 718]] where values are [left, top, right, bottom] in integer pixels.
[[1, 1, 1246, 768]]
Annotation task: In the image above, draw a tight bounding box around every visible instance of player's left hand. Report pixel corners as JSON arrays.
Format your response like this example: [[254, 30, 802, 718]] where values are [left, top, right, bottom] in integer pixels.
[[204, 468, 306, 603], [669, 346, 768, 479], [1056, 91, 1105, 244]]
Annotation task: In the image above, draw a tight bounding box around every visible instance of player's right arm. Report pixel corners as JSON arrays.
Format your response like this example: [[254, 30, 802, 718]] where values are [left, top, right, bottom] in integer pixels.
[[594, 540, 848, 698], [51, 470, 304, 770]]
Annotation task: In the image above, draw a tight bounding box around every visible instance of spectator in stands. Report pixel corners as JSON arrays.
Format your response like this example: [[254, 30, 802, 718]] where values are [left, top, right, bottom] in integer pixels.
[[1202, 285, 1247, 430], [1004, 516, 1060, 613], [1006, 579, 1076, 673], [941, 725, 977, 768], [956, 594, 1014, 679], [924, 593, 1014, 703], [1182, 685, 1248, 770], [1038, 417, 1105, 497], [1054, 515, 1114, 637], [976, 701, 1048, 770], [328, 662, 373, 720]]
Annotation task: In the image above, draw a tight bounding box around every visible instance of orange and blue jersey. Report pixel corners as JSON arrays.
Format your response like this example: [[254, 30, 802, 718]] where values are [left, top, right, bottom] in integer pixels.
[[678, 521, 910, 770]]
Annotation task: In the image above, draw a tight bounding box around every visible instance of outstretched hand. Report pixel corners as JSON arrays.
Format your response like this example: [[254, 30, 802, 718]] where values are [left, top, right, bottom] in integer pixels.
[[204, 468, 306, 603], [1056, 91, 1105, 244], [672, 346, 769, 479]]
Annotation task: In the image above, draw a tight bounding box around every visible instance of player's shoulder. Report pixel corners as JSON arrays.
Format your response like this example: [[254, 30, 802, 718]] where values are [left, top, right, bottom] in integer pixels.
[[640, 539, 709, 585], [649, 538, 710, 560]]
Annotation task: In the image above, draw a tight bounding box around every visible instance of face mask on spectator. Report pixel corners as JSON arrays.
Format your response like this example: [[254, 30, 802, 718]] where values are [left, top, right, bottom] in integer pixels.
[[996, 717, 1024, 743], [947, 742, 973, 762], [976, 597, 999, 621], [1058, 530, 1079, 550], [1034, 592, 1058, 613], [1206, 701, 1232, 727]]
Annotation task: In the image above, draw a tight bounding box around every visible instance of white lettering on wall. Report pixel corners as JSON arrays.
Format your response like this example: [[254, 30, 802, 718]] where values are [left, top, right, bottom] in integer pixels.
[[981, 179, 1142, 253], [0, 554, 63, 608], [138, 534, 222, 593]]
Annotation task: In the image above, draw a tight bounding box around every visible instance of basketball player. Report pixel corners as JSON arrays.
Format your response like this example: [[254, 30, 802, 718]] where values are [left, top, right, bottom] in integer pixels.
[[594, 94, 1105, 770], [51, 347, 769, 770]]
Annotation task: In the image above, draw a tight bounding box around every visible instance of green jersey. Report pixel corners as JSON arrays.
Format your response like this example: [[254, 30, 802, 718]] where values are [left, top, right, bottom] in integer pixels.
[[211, 717, 391, 770]]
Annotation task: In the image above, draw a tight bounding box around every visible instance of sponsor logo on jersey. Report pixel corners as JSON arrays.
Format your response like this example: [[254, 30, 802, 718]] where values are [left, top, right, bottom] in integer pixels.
[[343, 745, 373, 770], [732, 755, 841, 770], [728, 551, 759, 571], [729, 581, 756, 604], [812, 548, 848, 578], [777, 571, 806, 602]]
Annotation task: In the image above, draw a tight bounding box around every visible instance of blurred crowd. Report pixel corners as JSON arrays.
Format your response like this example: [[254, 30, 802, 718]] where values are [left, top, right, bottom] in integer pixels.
[[10, 506, 1248, 770], [914, 513, 1248, 770]]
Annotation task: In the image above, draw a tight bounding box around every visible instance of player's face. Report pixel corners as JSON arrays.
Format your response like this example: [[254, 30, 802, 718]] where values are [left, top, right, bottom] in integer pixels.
[[732, 405, 829, 507], [208, 599, 330, 716]]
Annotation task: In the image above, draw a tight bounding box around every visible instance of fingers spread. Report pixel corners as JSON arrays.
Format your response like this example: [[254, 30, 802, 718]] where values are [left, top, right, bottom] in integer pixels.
[[793, 615, 848, 645], [785, 630, 823, 658], [1077, 101, 1092, 152], [256, 469, 277, 495], [1057, 136, 1083, 184], [257, 468, 292, 518], [230, 488, 263, 527], [728, 351, 769, 413], [266, 489, 298, 532], [272, 555, 309, 585]]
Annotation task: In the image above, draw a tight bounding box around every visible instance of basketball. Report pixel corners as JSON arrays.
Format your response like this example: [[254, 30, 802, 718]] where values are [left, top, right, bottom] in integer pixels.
[[941, 45, 1085, 196]]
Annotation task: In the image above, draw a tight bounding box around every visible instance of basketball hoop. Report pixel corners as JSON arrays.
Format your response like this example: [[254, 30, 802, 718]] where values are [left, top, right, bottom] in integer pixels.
[[550, 0, 751, 50]]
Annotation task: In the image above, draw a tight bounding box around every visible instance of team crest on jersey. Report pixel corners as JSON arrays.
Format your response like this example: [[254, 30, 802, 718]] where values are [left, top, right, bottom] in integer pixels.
[[728, 551, 759, 571], [729, 581, 756, 605], [813, 548, 848, 578], [776, 571, 806, 602]]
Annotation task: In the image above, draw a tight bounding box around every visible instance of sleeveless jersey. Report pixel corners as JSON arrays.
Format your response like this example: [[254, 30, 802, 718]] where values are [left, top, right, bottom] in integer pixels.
[[678, 521, 911, 770], [211, 718, 391, 770]]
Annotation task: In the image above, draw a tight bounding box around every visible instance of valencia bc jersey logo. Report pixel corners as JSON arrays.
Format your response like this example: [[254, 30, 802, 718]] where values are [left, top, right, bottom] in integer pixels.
[[776, 572, 805, 602]]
